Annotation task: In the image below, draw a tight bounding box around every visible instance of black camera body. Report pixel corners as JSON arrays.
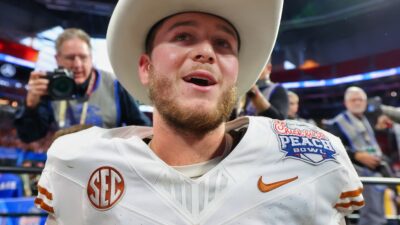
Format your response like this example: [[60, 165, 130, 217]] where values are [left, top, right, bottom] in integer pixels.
[[46, 68, 76, 100], [367, 96, 382, 113]]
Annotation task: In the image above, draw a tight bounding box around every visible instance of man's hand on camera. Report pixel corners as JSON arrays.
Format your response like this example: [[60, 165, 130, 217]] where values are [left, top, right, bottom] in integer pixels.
[[248, 85, 271, 113], [26, 71, 49, 108]]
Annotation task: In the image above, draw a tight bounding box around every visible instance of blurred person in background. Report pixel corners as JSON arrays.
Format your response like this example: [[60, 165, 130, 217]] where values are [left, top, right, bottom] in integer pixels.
[[14, 28, 151, 143], [329, 86, 388, 225], [368, 95, 400, 125], [236, 59, 289, 120], [367, 96, 400, 174], [374, 114, 400, 225], [287, 91, 316, 125], [19, 150, 47, 197], [373, 115, 399, 164]]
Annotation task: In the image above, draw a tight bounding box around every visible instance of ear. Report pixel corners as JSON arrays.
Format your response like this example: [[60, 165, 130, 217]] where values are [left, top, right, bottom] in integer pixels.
[[138, 54, 151, 86]]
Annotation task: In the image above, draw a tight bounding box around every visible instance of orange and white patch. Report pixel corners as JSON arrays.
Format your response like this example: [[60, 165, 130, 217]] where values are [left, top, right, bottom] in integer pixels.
[[87, 166, 125, 210], [334, 187, 365, 211]]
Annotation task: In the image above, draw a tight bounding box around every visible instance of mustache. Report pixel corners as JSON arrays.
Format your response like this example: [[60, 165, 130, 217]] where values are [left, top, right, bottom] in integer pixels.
[[187, 64, 215, 74], [148, 64, 215, 75]]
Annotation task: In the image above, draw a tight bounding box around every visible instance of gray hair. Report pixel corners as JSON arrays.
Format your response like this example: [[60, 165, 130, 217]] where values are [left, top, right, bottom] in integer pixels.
[[55, 28, 92, 53], [344, 86, 367, 101]]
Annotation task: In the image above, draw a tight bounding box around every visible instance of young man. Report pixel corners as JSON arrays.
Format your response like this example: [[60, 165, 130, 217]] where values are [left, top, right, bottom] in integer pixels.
[[36, 0, 364, 224]]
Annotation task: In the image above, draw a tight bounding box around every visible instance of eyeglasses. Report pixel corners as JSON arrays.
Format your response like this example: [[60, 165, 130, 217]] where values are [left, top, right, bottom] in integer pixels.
[[348, 98, 366, 102], [59, 54, 91, 63]]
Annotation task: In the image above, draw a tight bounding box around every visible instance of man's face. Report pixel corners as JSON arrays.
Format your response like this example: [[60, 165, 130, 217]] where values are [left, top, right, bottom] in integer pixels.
[[140, 12, 239, 134], [56, 38, 93, 85], [288, 94, 299, 118], [345, 91, 367, 115]]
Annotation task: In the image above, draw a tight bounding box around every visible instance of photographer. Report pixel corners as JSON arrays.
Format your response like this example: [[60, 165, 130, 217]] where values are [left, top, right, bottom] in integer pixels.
[[14, 28, 151, 143], [368, 95, 400, 124], [237, 60, 289, 119]]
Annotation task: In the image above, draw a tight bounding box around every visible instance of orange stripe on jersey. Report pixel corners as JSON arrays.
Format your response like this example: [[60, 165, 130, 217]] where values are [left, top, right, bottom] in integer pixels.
[[334, 200, 365, 209], [37, 185, 53, 200], [34, 197, 55, 213], [339, 188, 363, 199]]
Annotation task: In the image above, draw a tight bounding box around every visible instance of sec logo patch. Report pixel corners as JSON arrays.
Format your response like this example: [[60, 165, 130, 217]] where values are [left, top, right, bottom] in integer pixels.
[[87, 166, 125, 210]]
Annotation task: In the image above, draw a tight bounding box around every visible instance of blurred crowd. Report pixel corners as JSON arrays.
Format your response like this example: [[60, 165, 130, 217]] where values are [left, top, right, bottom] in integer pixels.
[[0, 128, 54, 153]]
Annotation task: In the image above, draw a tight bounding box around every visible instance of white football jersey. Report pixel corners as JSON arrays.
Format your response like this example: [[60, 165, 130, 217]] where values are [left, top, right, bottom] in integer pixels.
[[35, 116, 364, 225]]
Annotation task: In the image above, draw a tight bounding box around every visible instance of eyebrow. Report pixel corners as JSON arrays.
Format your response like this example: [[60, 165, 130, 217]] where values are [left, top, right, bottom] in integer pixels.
[[167, 20, 198, 32], [216, 24, 238, 40], [167, 20, 238, 41]]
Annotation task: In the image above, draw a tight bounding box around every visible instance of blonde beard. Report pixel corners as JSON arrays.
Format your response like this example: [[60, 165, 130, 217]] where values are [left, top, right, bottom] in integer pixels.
[[148, 68, 237, 136]]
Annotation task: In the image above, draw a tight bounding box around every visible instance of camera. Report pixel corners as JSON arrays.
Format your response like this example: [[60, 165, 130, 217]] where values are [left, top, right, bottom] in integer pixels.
[[46, 68, 76, 100], [367, 96, 382, 114]]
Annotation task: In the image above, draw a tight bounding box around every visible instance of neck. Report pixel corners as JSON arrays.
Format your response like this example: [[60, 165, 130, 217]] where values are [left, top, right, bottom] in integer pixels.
[[150, 111, 227, 166], [76, 70, 95, 96]]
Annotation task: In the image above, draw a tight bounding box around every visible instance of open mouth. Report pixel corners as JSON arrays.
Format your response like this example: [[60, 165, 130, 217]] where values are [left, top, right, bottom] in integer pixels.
[[183, 75, 216, 87]]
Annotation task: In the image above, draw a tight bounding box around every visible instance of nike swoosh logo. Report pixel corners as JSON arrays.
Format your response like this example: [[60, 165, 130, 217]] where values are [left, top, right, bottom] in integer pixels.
[[258, 176, 298, 193]]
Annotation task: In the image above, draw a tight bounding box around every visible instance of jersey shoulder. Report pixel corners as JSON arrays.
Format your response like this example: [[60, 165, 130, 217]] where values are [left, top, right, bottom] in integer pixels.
[[46, 125, 152, 168]]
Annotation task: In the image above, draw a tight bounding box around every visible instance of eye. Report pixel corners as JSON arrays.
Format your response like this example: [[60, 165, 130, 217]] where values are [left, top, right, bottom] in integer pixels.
[[63, 55, 75, 61], [214, 38, 231, 49], [213, 38, 238, 55], [78, 54, 89, 61], [174, 32, 192, 42]]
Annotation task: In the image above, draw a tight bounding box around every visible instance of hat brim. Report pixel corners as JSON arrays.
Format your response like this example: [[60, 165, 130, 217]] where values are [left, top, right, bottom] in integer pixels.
[[107, 0, 284, 105]]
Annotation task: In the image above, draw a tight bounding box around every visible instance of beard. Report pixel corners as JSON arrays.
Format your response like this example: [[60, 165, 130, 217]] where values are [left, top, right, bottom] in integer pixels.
[[148, 67, 237, 136], [349, 105, 367, 115]]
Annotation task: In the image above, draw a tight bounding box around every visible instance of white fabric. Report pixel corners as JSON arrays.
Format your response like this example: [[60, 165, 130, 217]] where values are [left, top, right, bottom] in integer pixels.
[[173, 157, 222, 179], [36, 117, 363, 225], [173, 134, 232, 179]]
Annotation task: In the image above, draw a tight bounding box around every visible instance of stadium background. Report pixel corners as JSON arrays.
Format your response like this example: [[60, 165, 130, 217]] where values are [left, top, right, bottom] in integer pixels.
[[1, 0, 400, 224]]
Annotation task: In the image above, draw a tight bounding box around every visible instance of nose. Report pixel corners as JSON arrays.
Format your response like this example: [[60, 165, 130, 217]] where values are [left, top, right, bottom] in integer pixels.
[[72, 56, 83, 68], [191, 41, 215, 64]]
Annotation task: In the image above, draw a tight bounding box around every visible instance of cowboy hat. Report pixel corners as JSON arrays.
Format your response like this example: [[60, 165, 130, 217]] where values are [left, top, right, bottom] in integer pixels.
[[107, 0, 284, 104]]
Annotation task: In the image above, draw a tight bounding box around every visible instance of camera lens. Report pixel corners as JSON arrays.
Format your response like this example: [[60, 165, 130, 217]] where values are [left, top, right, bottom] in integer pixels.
[[49, 76, 75, 99]]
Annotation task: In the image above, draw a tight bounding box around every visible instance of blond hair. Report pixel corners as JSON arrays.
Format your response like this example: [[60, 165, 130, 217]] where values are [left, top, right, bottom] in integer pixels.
[[55, 28, 92, 53], [287, 91, 298, 99]]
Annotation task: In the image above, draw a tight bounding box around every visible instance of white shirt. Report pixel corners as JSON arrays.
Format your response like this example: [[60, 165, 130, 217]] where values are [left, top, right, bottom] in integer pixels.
[[36, 116, 364, 225]]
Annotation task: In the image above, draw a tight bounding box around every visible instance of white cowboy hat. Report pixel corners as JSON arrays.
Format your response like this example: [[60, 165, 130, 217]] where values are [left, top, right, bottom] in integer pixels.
[[107, 0, 284, 104]]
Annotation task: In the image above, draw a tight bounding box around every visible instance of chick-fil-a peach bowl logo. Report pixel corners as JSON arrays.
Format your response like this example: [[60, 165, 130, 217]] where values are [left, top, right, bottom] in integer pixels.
[[273, 120, 337, 165]]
